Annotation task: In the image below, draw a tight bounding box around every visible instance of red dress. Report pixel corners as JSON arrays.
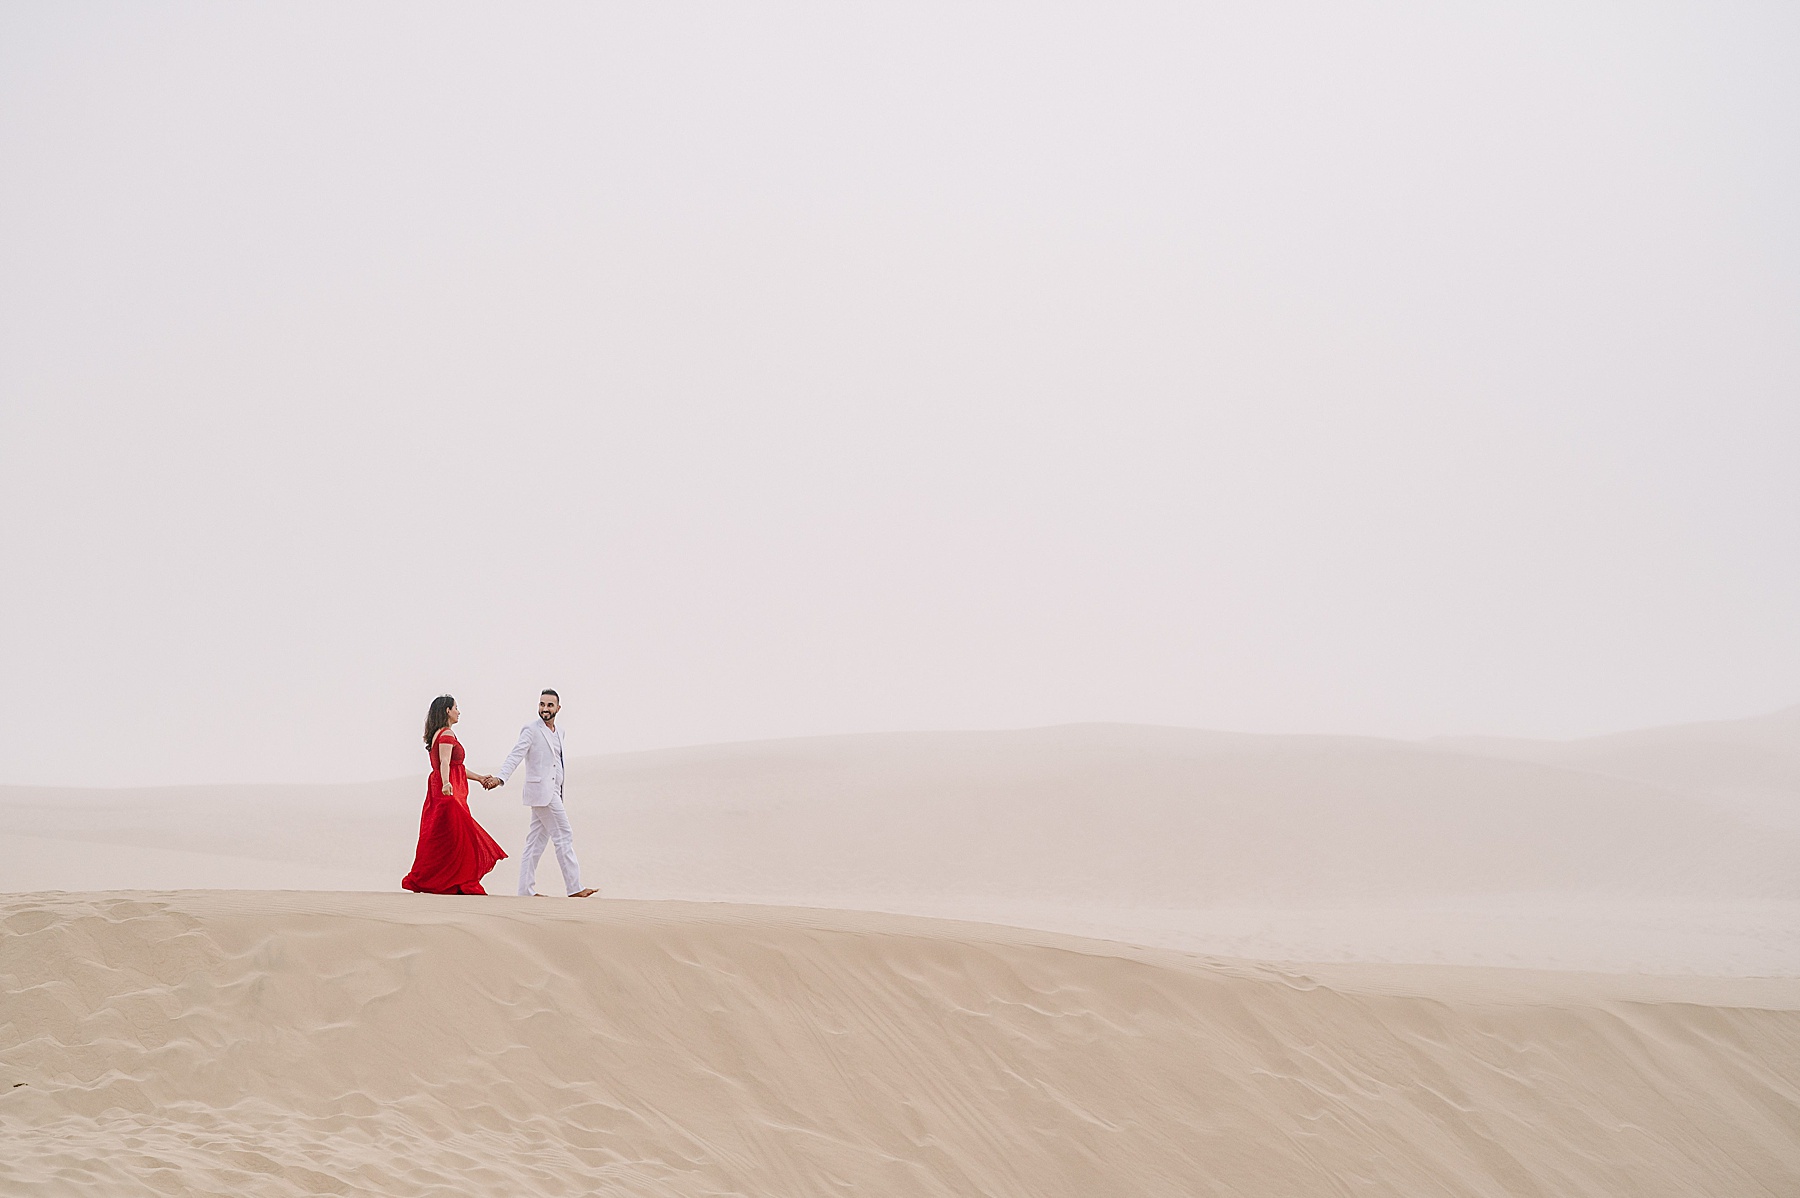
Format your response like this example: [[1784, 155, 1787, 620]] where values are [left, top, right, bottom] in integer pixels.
[[402, 729, 507, 894]]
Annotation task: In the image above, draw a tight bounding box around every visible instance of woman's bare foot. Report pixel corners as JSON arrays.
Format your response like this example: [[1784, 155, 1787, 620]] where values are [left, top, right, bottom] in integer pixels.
[[568, 888, 598, 898]]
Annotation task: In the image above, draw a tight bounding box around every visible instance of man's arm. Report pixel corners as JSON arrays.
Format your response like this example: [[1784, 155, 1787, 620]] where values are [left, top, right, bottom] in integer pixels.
[[495, 724, 534, 784]]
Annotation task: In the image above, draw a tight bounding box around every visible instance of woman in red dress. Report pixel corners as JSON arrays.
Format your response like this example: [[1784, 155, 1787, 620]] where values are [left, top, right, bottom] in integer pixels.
[[402, 694, 508, 894]]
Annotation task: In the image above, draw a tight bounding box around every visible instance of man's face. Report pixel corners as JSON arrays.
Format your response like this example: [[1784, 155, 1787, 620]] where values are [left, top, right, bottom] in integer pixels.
[[539, 694, 560, 722]]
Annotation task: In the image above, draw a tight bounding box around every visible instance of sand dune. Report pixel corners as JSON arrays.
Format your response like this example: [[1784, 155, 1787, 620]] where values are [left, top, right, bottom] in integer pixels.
[[4, 891, 1797, 1197], [1436, 703, 1800, 829], [586, 724, 1797, 903], [6, 715, 1799, 1192], [0, 781, 409, 894], [4, 716, 1796, 972]]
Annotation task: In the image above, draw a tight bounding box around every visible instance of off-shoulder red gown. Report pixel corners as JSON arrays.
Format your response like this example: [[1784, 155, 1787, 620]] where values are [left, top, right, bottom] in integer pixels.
[[402, 729, 507, 894]]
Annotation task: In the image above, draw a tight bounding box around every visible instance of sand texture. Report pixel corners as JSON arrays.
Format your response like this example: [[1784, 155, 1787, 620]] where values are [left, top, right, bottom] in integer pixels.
[[5, 890, 1798, 1198]]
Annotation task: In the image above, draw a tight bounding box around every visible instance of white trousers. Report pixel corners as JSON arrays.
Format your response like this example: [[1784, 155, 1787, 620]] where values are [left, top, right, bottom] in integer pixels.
[[517, 796, 582, 896]]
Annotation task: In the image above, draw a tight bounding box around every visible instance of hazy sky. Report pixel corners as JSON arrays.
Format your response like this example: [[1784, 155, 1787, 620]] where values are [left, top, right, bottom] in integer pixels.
[[2, 2, 1797, 786]]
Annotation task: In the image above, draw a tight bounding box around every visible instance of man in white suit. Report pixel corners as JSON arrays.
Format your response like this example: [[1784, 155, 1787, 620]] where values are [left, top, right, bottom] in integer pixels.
[[495, 689, 598, 898]]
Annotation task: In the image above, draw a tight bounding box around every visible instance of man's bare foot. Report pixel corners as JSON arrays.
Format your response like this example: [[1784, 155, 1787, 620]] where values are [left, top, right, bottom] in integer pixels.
[[568, 888, 599, 899]]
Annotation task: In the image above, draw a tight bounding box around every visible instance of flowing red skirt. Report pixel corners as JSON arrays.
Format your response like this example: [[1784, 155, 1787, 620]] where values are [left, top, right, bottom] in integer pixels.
[[402, 788, 507, 895]]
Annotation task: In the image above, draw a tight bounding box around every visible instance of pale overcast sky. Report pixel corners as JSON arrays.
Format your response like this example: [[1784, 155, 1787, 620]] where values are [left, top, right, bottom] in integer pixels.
[[2, 2, 1796, 786]]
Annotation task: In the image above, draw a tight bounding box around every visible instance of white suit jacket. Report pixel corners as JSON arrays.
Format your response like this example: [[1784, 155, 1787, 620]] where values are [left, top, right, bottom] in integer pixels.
[[497, 720, 565, 808]]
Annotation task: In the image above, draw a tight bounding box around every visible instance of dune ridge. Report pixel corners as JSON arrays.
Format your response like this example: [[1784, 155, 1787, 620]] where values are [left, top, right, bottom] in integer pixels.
[[4, 890, 1799, 1197], [4, 715, 1796, 973], [1435, 703, 1800, 827]]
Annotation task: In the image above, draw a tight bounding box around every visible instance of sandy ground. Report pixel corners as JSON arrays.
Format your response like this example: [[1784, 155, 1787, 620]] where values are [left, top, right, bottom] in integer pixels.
[[4, 711, 1797, 973], [3, 711, 1798, 1193], [4, 890, 1797, 1197]]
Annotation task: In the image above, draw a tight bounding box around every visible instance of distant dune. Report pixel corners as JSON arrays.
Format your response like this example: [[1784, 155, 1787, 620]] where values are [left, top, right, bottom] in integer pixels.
[[3, 712, 1798, 973], [1433, 703, 1800, 828], [4, 891, 1796, 1197], [3, 708, 1800, 971], [6, 716, 1800, 1194]]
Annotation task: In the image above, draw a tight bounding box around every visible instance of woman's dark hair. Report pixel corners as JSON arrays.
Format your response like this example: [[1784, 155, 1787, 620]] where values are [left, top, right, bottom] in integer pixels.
[[424, 694, 456, 746]]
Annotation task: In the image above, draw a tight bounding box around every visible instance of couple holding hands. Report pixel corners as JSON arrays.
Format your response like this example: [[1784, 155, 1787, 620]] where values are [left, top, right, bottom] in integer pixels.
[[401, 689, 599, 898]]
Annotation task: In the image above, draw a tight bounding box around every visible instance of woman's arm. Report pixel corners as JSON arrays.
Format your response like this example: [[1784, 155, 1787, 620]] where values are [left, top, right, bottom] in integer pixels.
[[437, 738, 454, 795]]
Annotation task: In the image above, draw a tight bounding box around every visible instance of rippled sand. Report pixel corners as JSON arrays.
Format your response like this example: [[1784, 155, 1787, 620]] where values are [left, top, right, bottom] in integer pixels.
[[4, 891, 1797, 1196]]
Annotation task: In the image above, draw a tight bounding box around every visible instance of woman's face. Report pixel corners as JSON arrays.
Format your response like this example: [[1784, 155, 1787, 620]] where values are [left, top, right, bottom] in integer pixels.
[[447, 703, 461, 725]]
